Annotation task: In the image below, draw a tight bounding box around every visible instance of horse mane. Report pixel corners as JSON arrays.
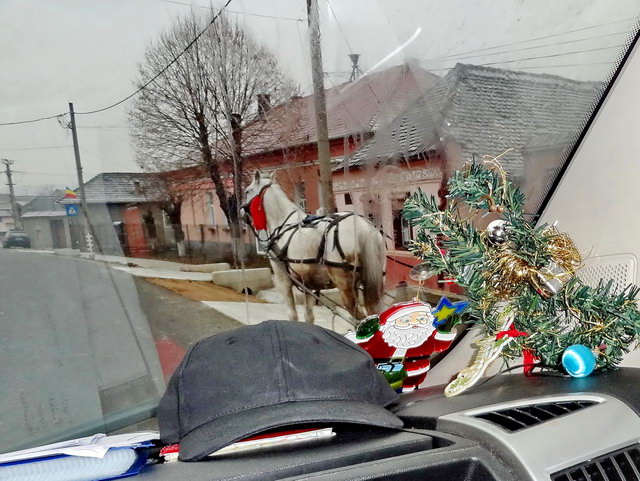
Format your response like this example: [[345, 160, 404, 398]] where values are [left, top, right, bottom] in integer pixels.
[[268, 182, 305, 214]]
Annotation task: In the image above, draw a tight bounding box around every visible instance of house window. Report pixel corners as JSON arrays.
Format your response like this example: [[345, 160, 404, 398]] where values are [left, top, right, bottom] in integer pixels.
[[362, 194, 381, 230], [392, 193, 412, 250], [205, 192, 215, 225], [293, 182, 306, 210], [392, 211, 414, 250], [344, 193, 352, 205]]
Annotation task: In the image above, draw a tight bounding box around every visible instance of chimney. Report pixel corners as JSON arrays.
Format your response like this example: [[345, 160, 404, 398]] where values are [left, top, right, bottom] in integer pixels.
[[257, 94, 271, 116]]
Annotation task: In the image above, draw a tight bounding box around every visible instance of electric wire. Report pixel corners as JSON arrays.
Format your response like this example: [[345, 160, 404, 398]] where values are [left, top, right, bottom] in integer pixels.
[[157, 0, 305, 22], [421, 16, 637, 64], [422, 30, 630, 66], [0, 14, 634, 126], [1, 145, 73, 151], [0, 113, 66, 127], [0, 0, 233, 125], [425, 44, 625, 71], [75, 0, 233, 115]]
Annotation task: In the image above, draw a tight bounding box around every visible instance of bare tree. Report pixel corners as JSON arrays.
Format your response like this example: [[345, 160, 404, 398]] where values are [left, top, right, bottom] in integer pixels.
[[143, 169, 207, 257], [130, 11, 297, 258]]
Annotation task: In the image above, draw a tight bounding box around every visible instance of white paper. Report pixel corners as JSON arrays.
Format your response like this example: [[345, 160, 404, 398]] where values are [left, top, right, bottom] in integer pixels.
[[0, 431, 159, 464]]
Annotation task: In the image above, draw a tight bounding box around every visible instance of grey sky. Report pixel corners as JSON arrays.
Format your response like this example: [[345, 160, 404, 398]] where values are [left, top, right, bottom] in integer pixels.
[[1, 0, 638, 194]]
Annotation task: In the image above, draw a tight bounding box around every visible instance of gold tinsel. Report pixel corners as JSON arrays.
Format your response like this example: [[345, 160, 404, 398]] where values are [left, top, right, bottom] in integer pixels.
[[483, 227, 582, 299], [545, 229, 582, 271]]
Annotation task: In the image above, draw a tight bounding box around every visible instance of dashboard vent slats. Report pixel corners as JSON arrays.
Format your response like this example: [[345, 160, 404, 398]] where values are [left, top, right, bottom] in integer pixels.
[[552, 444, 640, 481], [473, 400, 597, 433]]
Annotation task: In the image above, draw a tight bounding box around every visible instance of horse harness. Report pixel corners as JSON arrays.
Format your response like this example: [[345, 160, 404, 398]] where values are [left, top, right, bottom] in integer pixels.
[[243, 184, 359, 272]]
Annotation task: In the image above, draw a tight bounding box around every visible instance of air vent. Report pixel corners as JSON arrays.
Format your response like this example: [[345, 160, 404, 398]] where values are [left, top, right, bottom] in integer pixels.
[[473, 400, 597, 433], [552, 444, 640, 481]]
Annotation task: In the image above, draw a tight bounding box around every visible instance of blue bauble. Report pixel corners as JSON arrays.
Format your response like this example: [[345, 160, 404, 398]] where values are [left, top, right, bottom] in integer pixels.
[[562, 344, 596, 378]]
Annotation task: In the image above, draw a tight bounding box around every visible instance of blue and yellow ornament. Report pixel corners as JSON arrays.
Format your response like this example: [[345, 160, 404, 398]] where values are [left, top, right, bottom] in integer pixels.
[[432, 297, 469, 327]]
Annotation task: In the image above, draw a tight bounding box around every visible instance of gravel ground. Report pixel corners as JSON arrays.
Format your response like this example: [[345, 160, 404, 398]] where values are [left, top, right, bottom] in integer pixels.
[[133, 277, 242, 350]]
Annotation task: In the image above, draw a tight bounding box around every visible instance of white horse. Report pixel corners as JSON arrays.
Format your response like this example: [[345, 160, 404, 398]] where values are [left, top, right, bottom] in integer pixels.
[[243, 171, 385, 324]]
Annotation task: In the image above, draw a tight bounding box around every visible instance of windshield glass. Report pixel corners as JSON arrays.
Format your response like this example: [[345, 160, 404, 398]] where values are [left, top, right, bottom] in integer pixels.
[[1, 0, 638, 454]]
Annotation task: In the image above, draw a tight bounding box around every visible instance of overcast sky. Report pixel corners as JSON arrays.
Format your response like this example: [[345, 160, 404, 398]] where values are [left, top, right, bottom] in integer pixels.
[[1, 0, 638, 194]]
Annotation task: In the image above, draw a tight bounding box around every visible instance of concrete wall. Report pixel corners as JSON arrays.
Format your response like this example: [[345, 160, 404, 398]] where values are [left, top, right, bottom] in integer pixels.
[[22, 216, 71, 250], [84, 202, 174, 256]]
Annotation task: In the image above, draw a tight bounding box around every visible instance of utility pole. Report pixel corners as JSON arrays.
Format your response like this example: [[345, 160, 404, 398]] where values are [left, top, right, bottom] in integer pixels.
[[306, 0, 336, 213], [68, 102, 94, 257], [1, 158, 21, 230]]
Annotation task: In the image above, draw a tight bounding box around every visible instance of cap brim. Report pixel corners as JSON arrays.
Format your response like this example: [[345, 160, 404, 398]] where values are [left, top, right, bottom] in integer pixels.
[[179, 399, 403, 461]]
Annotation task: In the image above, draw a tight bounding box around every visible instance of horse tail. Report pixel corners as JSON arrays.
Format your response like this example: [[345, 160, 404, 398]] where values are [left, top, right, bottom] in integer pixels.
[[360, 228, 385, 314]]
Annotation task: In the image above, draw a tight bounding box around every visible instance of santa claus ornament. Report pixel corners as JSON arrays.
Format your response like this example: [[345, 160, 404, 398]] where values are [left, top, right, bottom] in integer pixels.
[[345, 297, 468, 393]]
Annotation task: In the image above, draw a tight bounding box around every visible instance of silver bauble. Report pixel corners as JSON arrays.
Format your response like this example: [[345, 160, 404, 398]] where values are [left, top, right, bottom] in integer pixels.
[[486, 220, 508, 245]]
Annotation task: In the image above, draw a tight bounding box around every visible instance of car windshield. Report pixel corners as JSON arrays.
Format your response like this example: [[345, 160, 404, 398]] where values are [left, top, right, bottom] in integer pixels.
[[1, 0, 639, 455]]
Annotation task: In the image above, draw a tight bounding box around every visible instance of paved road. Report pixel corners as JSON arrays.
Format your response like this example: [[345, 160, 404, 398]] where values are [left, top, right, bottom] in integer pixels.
[[0, 247, 240, 453]]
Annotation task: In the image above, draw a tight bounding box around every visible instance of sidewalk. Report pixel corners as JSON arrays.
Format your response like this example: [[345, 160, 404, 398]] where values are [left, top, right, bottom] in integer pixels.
[[51, 250, 230, 281], [111, 265, 213, 281], [201, 301, 355, 334]]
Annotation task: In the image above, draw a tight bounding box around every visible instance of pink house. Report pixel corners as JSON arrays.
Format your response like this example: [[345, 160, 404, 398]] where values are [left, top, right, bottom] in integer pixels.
[[178, 62, 601, 290], [178, 63, 438, 261]]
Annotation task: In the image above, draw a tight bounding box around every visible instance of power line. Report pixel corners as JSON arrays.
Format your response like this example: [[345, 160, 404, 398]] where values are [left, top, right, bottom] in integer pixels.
[[509, 62, 616, 71], [422, 30, 629, 65], [0, 13, 636, 126], [326, 0, 354, 54], [0, 113, 66, 127], [1, 144, 73, 151], [421, 16, 637, 65], [77, 125, 130, 130], [13, 170, 78, 177], [427, 60, 617, 73], [75, 0, 233, 116], [0, 0, 233, 125], [158, 0, 305, 22], [430, 44, 626, 70]]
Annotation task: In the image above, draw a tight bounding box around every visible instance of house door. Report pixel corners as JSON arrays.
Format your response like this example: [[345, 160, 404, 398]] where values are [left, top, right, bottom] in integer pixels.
[[50, 219, 67, 249]]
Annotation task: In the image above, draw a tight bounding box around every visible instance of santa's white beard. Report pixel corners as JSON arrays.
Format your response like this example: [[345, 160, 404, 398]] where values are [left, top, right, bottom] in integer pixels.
[[381, 325, 432, 348]]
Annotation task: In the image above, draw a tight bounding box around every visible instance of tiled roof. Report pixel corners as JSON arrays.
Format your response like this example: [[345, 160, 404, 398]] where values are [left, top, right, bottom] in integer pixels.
[[241, 63, 439, 156], [21, 195, 66, 217], [81, 172, 159, 204], [342, 63, 603, 175]]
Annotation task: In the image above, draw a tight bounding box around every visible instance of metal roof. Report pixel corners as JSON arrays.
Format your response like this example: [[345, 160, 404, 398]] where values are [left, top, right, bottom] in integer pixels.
[[21, 195, 66, 217], [78, 172, 159, 204], [341, 63, 603, 176]]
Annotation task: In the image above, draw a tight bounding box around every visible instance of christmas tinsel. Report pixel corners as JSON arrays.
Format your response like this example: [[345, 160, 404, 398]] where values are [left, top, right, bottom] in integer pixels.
[[402, 160, 640, 371]]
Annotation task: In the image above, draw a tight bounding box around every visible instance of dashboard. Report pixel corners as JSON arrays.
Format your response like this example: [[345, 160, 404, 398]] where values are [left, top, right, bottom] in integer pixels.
[[137, 368, 640, 480]]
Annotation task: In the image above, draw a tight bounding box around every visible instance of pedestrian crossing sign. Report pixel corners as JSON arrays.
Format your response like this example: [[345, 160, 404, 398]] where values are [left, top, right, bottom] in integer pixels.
[[65, 204, 79, 217]]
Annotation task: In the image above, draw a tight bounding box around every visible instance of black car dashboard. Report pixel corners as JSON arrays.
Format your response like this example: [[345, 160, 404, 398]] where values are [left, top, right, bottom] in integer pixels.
[[138, 368, 640, 480]]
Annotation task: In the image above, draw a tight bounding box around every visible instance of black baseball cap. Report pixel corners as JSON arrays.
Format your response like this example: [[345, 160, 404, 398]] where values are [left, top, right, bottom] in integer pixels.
[[158, 320, 403, 461]]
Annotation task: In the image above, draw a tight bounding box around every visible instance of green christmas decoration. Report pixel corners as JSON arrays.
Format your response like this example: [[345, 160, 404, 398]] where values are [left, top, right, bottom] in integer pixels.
[[355, 315, 381, 339], [402, 156, 640, 396]]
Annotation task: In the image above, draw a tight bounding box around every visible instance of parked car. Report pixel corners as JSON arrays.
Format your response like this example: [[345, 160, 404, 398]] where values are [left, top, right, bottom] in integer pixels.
[[2, 231, 31, 248]]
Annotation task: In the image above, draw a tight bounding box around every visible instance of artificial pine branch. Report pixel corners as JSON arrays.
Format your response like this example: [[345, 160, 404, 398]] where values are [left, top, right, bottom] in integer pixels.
[[403, 160, 640, 372]]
